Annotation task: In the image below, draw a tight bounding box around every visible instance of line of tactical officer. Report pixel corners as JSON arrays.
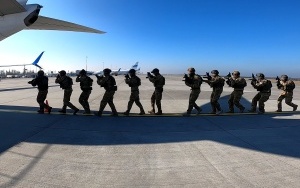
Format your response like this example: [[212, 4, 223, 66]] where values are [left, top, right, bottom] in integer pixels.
[[182, 68, 297, 116], [28, 67, 298, 116]]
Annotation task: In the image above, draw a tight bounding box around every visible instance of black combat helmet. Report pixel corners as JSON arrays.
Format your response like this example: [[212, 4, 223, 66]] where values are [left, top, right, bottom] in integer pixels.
[[59, 70, 66, 76], [151, 68, 159, 73], [103, 68, 111, 74], [281, 74, 288, 81], [79, 69, 86, 75], [188, 67, 195, 73], [129, 69, 136, 74], [211, 70, 219, 75], [232, 70, 240, 76], [256, 73, 265, 79], [37, 70, 44, 76]]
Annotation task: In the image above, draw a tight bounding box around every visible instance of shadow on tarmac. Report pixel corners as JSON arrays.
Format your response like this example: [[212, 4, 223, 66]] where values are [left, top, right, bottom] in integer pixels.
[[0, 94, 300, 187], [0, 95, 299, 159]]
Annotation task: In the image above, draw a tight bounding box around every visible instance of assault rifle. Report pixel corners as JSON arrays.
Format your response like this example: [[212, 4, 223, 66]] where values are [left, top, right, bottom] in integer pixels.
[[182, 73, 188, 81], [249, 73, 257, 82], [146, 72, 154, 79], [276, 76, 281, 87], [203, 72, 212, 80], [95, 74, 104, 79], [225, 72, 231, 78], [225, 72, 231, 86], [249, 73, 257, 86]]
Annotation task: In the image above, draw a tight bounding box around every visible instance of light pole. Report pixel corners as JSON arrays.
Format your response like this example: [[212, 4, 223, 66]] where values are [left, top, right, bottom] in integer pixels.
[[86, 56, 88, 71]]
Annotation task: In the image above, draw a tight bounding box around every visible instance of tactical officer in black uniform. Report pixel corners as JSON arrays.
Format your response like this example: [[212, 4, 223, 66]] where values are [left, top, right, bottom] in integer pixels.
[[147, 68, 165, 115], [204, 70, 225, 114], [124, 69, 145, 115], [28, 70, 52, 114], [249, 73, 272, 113], [183, 67, 203, 116], [76, 69, 93, 114], [95, 68, 118, 116], [55, 70, 79, 115]]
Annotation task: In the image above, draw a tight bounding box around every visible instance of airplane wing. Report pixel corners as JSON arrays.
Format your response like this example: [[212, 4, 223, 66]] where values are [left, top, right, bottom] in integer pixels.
[[26, 16, 105, 34], [0, 0, 26, 16], [0, 52, 44, 69]]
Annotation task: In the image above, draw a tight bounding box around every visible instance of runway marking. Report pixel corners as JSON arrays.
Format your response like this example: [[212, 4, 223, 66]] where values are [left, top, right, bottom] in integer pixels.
[[0, 109, 299, 117]]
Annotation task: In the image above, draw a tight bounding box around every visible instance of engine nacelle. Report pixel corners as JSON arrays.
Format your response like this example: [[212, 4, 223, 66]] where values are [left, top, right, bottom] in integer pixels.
[[0, 4, 41, 41], [24, 5, 42, 27]]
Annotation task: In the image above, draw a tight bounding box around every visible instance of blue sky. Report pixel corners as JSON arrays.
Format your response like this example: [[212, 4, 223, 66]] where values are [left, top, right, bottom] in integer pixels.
[[1, 0, 300, 77]]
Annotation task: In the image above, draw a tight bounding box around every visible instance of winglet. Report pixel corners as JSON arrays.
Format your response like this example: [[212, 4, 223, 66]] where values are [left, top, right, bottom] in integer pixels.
[[32, 51, 44, 69]]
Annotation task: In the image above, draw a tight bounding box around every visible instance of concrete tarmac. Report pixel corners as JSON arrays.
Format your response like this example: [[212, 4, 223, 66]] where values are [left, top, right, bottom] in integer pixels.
[[0, 75, 300, 187]]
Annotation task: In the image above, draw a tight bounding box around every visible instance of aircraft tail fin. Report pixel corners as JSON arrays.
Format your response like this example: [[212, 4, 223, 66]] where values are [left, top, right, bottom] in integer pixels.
[[32, 51, 44, 69], [131, 62, 138, 70]]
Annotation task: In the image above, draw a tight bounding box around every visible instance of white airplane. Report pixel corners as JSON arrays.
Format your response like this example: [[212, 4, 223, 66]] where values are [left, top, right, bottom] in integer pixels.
[[0, 51, 44, 69], [111, 62, 140, 76], [94, 62, 140, 76], [93, 69, 121, 75], [0, 0, 105, 42]]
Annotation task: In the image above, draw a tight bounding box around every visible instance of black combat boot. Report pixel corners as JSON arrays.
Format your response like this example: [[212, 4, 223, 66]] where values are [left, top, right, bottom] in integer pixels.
[[94, 111, 102, 117], [226, 110, 234, 113], [155, 110, 162, 115], [239, 107, 245, 113], [293, 105, 298, 111], [123, 110, 130, 116], [139, 109, 145, 115], [248, 108, 256, 113], [58, 110, 66, 114], [47, 107, 52, 114], [182, 111, 191, 117], [73, 108, 79, 115], [37, 108, 44, 114], [196, 107, 202, 115], [258, 109, 265, 114], [111, 112, 118, 117]]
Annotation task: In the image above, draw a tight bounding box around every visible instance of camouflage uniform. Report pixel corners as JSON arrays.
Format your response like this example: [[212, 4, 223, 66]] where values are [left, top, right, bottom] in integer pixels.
[[149, 74, 165, 114], [29, 75, 51, 113], [76, 75, 93, 113], [97, 75, 118, 115], [125, 75, 145, 114], [55, 75, 79, 113], [250, 79, 272, 113], [207, 76, 224, 113], [277, 80, 297, 111], [227, 77, 247, 112], [185, 74, 202, 113]]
